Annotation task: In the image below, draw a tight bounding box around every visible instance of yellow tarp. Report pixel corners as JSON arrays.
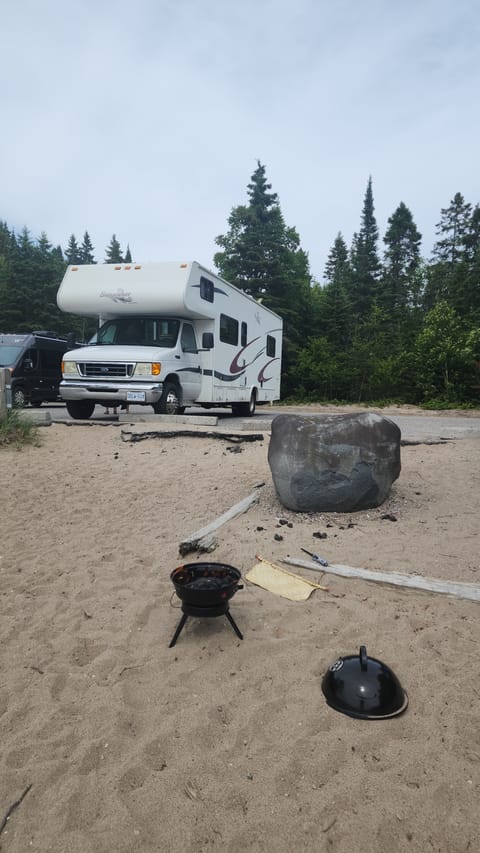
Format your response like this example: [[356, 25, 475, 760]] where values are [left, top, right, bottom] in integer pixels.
[[246, 558, 328, 601]]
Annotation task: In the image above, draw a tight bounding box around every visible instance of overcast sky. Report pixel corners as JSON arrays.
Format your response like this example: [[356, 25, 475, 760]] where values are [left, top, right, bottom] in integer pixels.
[[2, 0, 479, 281]]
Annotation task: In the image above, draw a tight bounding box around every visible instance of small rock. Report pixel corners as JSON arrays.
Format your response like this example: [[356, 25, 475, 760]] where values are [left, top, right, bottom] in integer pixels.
[[313, 531, 327, 539], [381, 513, 397, 522], [274, 533, 284, 541]]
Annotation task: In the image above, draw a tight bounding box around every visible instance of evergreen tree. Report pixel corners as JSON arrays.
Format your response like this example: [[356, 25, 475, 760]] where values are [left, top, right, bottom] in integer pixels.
[[426, 193, 474, 312], [348, 177, 381, 319], [79, 231, 95, 264], [65, 234, 81, 264], [124, 244, 132, 263], [320, 232, 352, 346], [104, 234, 123, 264], [433, 192, 472, 264], [214, 162, 313, 392], [380, 201, 422, 322]]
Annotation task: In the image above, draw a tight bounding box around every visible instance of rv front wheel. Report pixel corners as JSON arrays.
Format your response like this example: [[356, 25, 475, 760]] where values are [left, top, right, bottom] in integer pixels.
[[154, 382, 185, 415], [232, 392, 256, 418], [66, 400, 95, 420]]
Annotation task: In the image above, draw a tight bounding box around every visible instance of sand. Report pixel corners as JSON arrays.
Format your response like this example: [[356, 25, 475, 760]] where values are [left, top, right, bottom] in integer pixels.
[[1, 412, 479, 852]]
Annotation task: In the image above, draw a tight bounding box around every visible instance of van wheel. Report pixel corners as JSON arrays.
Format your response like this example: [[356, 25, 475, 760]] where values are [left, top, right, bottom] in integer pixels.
[[232, 392, 256, 417], [154, 383, 185, 415], [12, 388, 26, 408], [66, 400, 95, 419]]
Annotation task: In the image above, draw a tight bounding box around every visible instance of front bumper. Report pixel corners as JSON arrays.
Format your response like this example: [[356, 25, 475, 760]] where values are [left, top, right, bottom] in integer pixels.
[[60, 380, 164, 404]]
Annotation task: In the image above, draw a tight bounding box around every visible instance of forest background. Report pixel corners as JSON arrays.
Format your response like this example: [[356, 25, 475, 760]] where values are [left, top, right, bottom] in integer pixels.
[[1, 162, 479, 407]]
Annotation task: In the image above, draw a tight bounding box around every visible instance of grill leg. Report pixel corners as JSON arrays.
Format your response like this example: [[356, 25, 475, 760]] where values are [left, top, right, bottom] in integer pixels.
[[225, 610, 243, 640], [169, 613, 188, 648]]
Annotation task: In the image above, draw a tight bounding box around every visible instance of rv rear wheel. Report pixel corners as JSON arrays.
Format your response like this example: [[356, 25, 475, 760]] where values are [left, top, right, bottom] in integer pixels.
[[232, 392, 256, 418], [66, 400, 95, 420], [154, 382, 185, 416]]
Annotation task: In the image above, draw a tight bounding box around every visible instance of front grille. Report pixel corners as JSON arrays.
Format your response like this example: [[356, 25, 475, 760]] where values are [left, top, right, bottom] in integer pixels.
[[77, 362, 135, 378]]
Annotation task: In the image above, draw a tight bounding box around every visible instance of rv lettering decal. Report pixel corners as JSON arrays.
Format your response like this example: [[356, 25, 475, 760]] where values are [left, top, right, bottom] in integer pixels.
[[99, 288, 135, 303]]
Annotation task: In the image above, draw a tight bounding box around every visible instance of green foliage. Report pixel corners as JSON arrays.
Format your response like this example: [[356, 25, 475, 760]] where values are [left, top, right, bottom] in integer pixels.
[[0, 409, 40, 449], [104, 234, 123, 264], [214, 161, 313, 395], [1, 176, 479, 409], [411, 302, 474, 403]]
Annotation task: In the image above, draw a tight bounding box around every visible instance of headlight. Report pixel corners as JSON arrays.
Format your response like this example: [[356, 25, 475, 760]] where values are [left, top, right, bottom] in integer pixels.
[[134, 362, 161, 376], [62, 360, 78, 375]]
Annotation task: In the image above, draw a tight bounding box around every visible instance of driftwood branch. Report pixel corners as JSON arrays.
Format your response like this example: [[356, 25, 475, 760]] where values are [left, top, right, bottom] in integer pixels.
[[179, 490, 261, 556], [282, 558, 480, 603], [121, 429, 263, 444], [0, 784, 32, 836]]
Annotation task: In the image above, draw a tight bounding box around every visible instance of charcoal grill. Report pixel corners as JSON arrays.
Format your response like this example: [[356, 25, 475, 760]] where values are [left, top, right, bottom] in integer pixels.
[[169, 562, 244, 648]]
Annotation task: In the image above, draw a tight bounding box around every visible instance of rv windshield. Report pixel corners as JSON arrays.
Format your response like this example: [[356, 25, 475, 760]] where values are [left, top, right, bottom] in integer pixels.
[[0, 345, 23, 367], [90, 318, 181, 347]]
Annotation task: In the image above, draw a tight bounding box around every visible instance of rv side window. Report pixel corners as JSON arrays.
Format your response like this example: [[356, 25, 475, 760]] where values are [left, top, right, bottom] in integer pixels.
[[266, 335, 276, 357], [200, 276, 214, 303], [220, 314, 238, 346], [241, 322, 247, 347]]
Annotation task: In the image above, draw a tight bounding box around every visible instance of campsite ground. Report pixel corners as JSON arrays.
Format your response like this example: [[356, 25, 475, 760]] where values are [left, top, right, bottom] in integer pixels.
[[1, 407, 479, 852]]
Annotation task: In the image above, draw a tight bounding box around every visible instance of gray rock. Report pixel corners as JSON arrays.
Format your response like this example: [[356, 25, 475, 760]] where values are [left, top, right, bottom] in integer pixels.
[[268, 412, 401, 512]]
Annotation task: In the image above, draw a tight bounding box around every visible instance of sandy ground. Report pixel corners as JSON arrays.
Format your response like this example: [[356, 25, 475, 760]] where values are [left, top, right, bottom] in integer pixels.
[[1, 413, 479, 852]]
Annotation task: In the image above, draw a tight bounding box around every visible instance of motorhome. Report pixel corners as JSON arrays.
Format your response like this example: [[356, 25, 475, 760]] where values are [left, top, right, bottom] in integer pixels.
[[56, 261, 283, 419], [0, 331, 77, 407]]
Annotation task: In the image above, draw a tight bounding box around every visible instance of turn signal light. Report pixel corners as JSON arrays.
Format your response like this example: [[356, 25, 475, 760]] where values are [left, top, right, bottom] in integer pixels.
[[152, 362, 161, 375]]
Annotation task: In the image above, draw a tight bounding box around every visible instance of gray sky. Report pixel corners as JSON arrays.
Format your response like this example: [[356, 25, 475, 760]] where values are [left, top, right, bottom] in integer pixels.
[[2, 0, 479, 282]]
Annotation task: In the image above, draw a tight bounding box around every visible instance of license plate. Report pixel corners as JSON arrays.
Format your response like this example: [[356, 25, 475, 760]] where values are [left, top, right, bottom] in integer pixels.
[[126, 391, 146, 402]]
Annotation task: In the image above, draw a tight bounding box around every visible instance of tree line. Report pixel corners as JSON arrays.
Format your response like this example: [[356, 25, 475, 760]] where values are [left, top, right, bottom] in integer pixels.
[[1, 164, 479, 406]]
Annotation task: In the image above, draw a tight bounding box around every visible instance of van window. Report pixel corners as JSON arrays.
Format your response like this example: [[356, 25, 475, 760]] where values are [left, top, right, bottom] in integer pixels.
[[24, 348, 39, 368], [0, 345, 23, 366], [266, 335, 276, 357], [40, 347, 63, 371], [200, 276, 214, 302], [220, 314, 238, 346]]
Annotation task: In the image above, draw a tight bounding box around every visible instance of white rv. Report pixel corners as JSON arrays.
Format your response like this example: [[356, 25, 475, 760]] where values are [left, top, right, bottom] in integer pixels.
[[57, 261, 283, 419]]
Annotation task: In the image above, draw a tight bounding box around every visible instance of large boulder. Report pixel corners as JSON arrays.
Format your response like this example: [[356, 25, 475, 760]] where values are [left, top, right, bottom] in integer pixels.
[[268, 412, 401, 512]]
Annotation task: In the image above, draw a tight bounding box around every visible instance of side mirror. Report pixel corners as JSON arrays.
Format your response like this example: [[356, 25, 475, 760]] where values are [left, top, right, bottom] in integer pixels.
[[23, 358, 34, 371], [202, 332, 214, 350]]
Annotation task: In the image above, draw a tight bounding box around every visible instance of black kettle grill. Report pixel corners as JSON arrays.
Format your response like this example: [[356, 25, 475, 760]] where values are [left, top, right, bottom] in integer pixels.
[[322, 645, 408, 720], [169, 562, 244, 647]]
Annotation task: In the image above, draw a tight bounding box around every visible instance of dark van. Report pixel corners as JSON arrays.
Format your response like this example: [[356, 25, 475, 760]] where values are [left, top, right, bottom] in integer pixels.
[[0, 331, 79, 407]]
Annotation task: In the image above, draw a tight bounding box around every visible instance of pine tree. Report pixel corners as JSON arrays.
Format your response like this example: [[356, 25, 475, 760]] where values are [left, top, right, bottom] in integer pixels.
[[382, 202, 422, 318], [214, 161, 313, 392], [65, 234, 81, 264], [321, 232, 352, 346], [79, 231, 95, 264], [433, 192, 472, 264], [427, 193, 473, 311], [104, 234, 123, 264], [348, 177, 381, 319], [124, 244, 132, 263]]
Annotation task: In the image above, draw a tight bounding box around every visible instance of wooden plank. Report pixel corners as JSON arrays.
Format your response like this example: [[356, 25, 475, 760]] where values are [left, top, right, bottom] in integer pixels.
[[282, 557, 480, 603], [179, 490, 261, 556], [121, 428, 264, 444]]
